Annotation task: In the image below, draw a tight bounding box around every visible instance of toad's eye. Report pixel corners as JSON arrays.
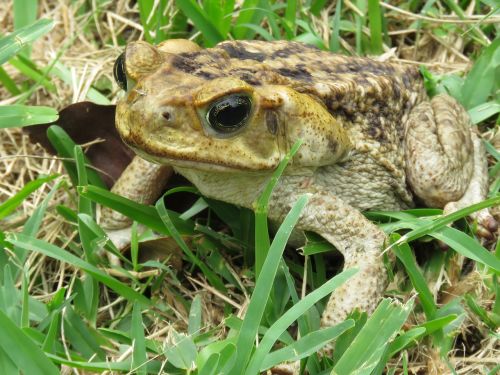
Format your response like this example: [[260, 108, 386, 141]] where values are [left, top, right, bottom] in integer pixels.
[[113, 52, 127, 91], [206, 95, 252, 134]]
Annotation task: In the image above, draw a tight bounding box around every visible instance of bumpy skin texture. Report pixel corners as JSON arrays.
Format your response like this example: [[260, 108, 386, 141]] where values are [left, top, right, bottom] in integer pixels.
[[110, 39, 495, 326]]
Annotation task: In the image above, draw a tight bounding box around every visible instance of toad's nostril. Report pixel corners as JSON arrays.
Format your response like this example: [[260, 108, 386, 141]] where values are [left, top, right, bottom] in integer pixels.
[[162, 112, 171, 121]]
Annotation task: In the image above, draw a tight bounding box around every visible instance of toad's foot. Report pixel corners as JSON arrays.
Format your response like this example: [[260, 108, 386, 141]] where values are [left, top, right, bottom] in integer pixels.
[[405, 94, 497, 238], [442, 132, 498, 238]]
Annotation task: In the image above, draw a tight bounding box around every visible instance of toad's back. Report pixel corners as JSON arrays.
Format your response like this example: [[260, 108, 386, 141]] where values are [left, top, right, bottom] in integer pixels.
[[171, 41, 425, 128]]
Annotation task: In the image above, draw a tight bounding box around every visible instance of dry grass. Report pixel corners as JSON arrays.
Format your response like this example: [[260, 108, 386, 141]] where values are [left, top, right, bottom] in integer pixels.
[[0, 1, 498, 373]]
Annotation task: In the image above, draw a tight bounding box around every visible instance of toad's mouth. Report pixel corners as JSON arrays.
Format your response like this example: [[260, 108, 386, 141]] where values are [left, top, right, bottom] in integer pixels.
[[130, 145, 278, 174]]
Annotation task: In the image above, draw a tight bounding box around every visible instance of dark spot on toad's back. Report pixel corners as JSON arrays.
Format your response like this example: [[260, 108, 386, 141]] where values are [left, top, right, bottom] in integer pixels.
[[230, 68, 261, 85], [317, 62, 333, 74], [392, 82, 401, 100], [271, 42, 319, 59], [272, 49, 292, 58], [196, 70, 220, 79], [331, 63, 365, 74], [172, 56, 198, 74], [220, 44, 266, 62], [402, 74, 411, 89], [367, 114, 387, 142], [277, 66, 312, 81]]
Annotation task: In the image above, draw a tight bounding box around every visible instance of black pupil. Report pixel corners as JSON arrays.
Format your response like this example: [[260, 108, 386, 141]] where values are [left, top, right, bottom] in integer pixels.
[[113, 52, 127, 91], [208, 95, 251, 131]]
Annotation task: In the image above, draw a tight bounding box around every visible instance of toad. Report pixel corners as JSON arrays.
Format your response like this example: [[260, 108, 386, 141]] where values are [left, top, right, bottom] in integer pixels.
[[105, 39, 496, 326]]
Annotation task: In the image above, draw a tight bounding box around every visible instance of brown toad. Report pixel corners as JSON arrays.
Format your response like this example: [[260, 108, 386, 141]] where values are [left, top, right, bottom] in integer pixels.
[[105, 39, 495, 326]]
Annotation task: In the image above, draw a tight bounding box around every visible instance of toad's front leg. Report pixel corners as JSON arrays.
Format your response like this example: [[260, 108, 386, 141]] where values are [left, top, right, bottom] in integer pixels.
[[99, 156, 172, 249], [269, 178, 388, 326]]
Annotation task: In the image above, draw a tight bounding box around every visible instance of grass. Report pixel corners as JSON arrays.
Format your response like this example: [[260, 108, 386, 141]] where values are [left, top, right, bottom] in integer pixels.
[[0, 0, 499, 374]]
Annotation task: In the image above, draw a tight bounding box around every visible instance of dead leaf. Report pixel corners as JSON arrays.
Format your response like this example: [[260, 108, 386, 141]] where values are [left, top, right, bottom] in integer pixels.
[[24, 102, 133, 187]]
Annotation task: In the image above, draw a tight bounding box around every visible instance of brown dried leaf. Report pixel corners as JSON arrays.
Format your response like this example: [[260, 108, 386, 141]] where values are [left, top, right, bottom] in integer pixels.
[[24, 102, 133, 187]]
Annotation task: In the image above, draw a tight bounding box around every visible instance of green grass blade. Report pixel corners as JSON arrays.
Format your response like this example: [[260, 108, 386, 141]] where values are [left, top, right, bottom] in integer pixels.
[[429, 226, 500, 272], [333, 298, 414, 374], [468, 101, 500, 124], [10, 179, 62, 282], [484, 140, 500, 162], [131, 302, 147, 375], [367, 0, 383, 54], [354, 0, 365, 54], [14, 0, 38, 31], [20, 270, 29, 327], [261, 321, 354, 371], [392, 196, 500, 260], [137, 0, 166, 43], [75, 144, 100, 324], [310, 0, 328, 16], [198, 353, 220, 375], [233, 0, 261, 39], [78, 185, 193, 235], [179, 197, 208, 220], [0, 174, 57, 220], [386, 315, 457, 358], [421, 314, 459, 335], [156, 199, 226, 292], [196, 339, 237, 373], [42, 310, 62, 353], [164, 330, 197, 369], [0, 66, 21, 95], [175, 0, 224, 46], [0, 18, 54, 65], [8, 56, 56, 92], [377, 211, 500, 272], [236, 23, 274, 41], [74, 145, 93, 217], [283, 0, 297, 39], [0, 105, 58, 128], [246, 269, 357, 374], [254, 139, 302, 277], [374, 312, 455, 374], [203, 0, 224, 34], [46, 353, 159, 372], [75, 149, 101, 328], [7, 234, 151, 306], [0, 309, 59, 375], [329, 0, 342, 52], [220, 0, 237, 37], [77, 213, 130, 266], [460, 37, 500, 109], [391, 233, 437, 319], [188, 295, 202, 336], [235, 194, 309, 372], [258, 2, 281, 39], [130, 221, 139, 271], [0, 349, 17, 375], [47, 125, 106, 188], [387, 327, 426, 357]]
